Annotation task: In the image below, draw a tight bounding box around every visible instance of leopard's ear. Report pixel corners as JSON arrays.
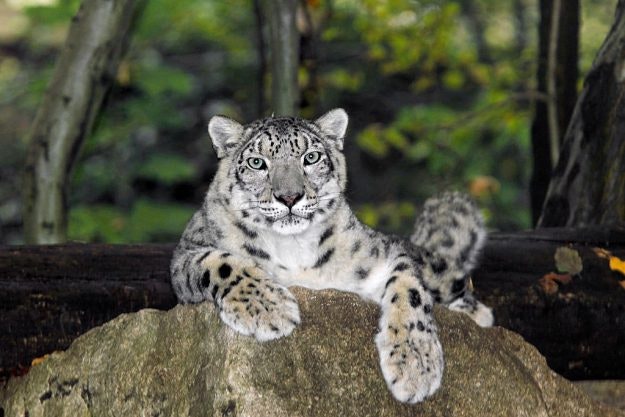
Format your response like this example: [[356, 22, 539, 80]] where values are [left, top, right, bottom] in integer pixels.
[[315, 108, 348, 150], [208, 115, 244, 158]]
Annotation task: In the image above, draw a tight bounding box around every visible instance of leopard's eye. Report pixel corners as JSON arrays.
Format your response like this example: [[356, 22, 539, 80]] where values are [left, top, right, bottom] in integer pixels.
[[247, 157, 267, 170], [304, 151, 321, 166]]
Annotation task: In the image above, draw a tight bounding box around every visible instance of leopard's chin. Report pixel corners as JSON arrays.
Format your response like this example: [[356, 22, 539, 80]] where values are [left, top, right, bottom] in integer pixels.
[[271, 214, 312, 235]]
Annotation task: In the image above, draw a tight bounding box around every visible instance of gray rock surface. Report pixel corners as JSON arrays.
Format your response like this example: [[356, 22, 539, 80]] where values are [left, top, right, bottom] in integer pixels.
[[1, 288, 622, 417], [576, 380, 625, 411]]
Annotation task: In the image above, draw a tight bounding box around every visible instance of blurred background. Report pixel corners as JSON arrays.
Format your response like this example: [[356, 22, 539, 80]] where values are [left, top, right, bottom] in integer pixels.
[[0, 0, 617, 244]]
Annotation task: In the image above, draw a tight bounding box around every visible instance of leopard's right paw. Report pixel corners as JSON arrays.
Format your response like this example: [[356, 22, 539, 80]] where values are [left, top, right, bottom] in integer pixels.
[[376, 321, 444, 403], [218, 267, 300, 341]]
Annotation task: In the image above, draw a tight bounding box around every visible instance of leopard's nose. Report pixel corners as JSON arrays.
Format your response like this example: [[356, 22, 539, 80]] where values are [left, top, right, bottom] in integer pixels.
[[275, 193, 303, 208]]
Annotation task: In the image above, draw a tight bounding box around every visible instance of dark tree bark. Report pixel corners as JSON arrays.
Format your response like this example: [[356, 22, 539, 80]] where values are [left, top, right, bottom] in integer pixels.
[[539, 0, 625, 227], [2, 229, 625, 381], [299, 0, 321, 116], [262, 0, 300, 116], [0, 244, 175, 381], [22, 0, 144, 244], [530, 0, 579, 226]]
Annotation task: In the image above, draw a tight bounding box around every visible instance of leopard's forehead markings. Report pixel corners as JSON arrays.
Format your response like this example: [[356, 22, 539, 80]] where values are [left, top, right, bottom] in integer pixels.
[[241, 117, 324, 159]]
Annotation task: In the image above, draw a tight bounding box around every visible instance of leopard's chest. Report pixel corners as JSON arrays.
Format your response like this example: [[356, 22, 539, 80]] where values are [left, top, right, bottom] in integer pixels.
[[253, 228, 335, 287], [255, 227, 320, 268]]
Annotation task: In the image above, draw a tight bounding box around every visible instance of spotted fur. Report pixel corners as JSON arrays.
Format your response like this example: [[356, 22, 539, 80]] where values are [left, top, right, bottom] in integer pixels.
[[170, 108, 493, 404]]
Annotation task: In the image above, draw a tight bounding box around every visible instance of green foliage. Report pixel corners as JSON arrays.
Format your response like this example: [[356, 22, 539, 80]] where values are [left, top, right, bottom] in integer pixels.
[[69, 200, 194, 243], [0, 0, 617, 243], [136, 153, 197, 185], [356, 201, 416, 231]]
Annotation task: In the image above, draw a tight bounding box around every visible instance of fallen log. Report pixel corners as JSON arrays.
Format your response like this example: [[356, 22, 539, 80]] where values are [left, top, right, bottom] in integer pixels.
[[1, 228, 625, 382]]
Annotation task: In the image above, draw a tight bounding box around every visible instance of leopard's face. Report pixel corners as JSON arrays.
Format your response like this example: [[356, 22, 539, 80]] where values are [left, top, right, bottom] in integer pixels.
[[209, 110, 348, 235]]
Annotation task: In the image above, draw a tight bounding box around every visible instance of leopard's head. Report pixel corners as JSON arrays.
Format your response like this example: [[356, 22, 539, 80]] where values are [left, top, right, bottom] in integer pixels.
[[208, 109, 349, 235]]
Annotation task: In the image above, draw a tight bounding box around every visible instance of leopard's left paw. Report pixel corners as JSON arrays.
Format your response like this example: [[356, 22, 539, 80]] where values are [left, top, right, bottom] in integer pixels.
[[376, 322, 444, 403], [448, 296, 494, 327]]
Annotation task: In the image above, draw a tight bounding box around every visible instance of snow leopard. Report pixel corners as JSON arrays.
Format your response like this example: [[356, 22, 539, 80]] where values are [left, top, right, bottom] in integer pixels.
[[170, 108, 494, 403]]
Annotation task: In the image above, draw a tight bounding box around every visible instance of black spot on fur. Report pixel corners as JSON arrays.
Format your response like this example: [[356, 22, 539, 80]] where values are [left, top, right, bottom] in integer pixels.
[[345, 215, 357, 231], [185, 273, 194, 294], [413, 251, 425, 266], [431, 258, 448, 274], [458, 245, 471, 265], [201, 270, 211, 288], [221, 285, 233, 299], [350, 240, 362, 254], [423, 304, 432, 314], [409, 288, 422, 308], [441, 237, 454, 247], [231, 275, 243, 287], [469, 230, 478, 246], [385, 275, 398, 289], [430, 289, 442, 303], [313, 248, 335, 268], [451, 278, 466, 295], [196, 250, 212, 265], [235, 221, 258, 239], [355, 267, 370, 280], [393, 262, 410, 272], [319, 226, 334, 245], [219, 264, 232, 279], [243, 244, 271, 260]]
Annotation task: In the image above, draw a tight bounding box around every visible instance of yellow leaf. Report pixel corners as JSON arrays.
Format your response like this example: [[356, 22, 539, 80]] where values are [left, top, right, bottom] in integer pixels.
[[609, 256, 625, 276]]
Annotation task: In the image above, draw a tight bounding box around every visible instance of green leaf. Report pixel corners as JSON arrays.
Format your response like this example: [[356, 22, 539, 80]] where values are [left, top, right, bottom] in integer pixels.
[[127, 199, 194, 242], [135, 65, 194, 97], [136, 153, 196, 185], [68, 205, 128, 243]]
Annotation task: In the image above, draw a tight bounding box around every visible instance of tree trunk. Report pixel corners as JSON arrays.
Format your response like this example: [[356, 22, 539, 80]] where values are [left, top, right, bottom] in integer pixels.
[[530, 0, 579, 226], [262, 0, 300, 116], [539, 0, 625, 227], [22, 0, 143, 244], [2, 229, 625, 381]]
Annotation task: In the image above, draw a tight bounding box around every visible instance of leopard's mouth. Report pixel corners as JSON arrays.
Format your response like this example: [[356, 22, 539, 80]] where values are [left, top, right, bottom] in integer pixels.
[[274, 212, 310, 222]]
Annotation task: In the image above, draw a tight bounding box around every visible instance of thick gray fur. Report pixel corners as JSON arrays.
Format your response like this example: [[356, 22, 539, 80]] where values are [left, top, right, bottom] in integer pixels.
[[171, 109, 493, 404]]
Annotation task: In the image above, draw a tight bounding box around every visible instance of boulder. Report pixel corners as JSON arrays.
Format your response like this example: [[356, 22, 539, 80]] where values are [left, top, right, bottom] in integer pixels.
[[1, 288, 621, 417]]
